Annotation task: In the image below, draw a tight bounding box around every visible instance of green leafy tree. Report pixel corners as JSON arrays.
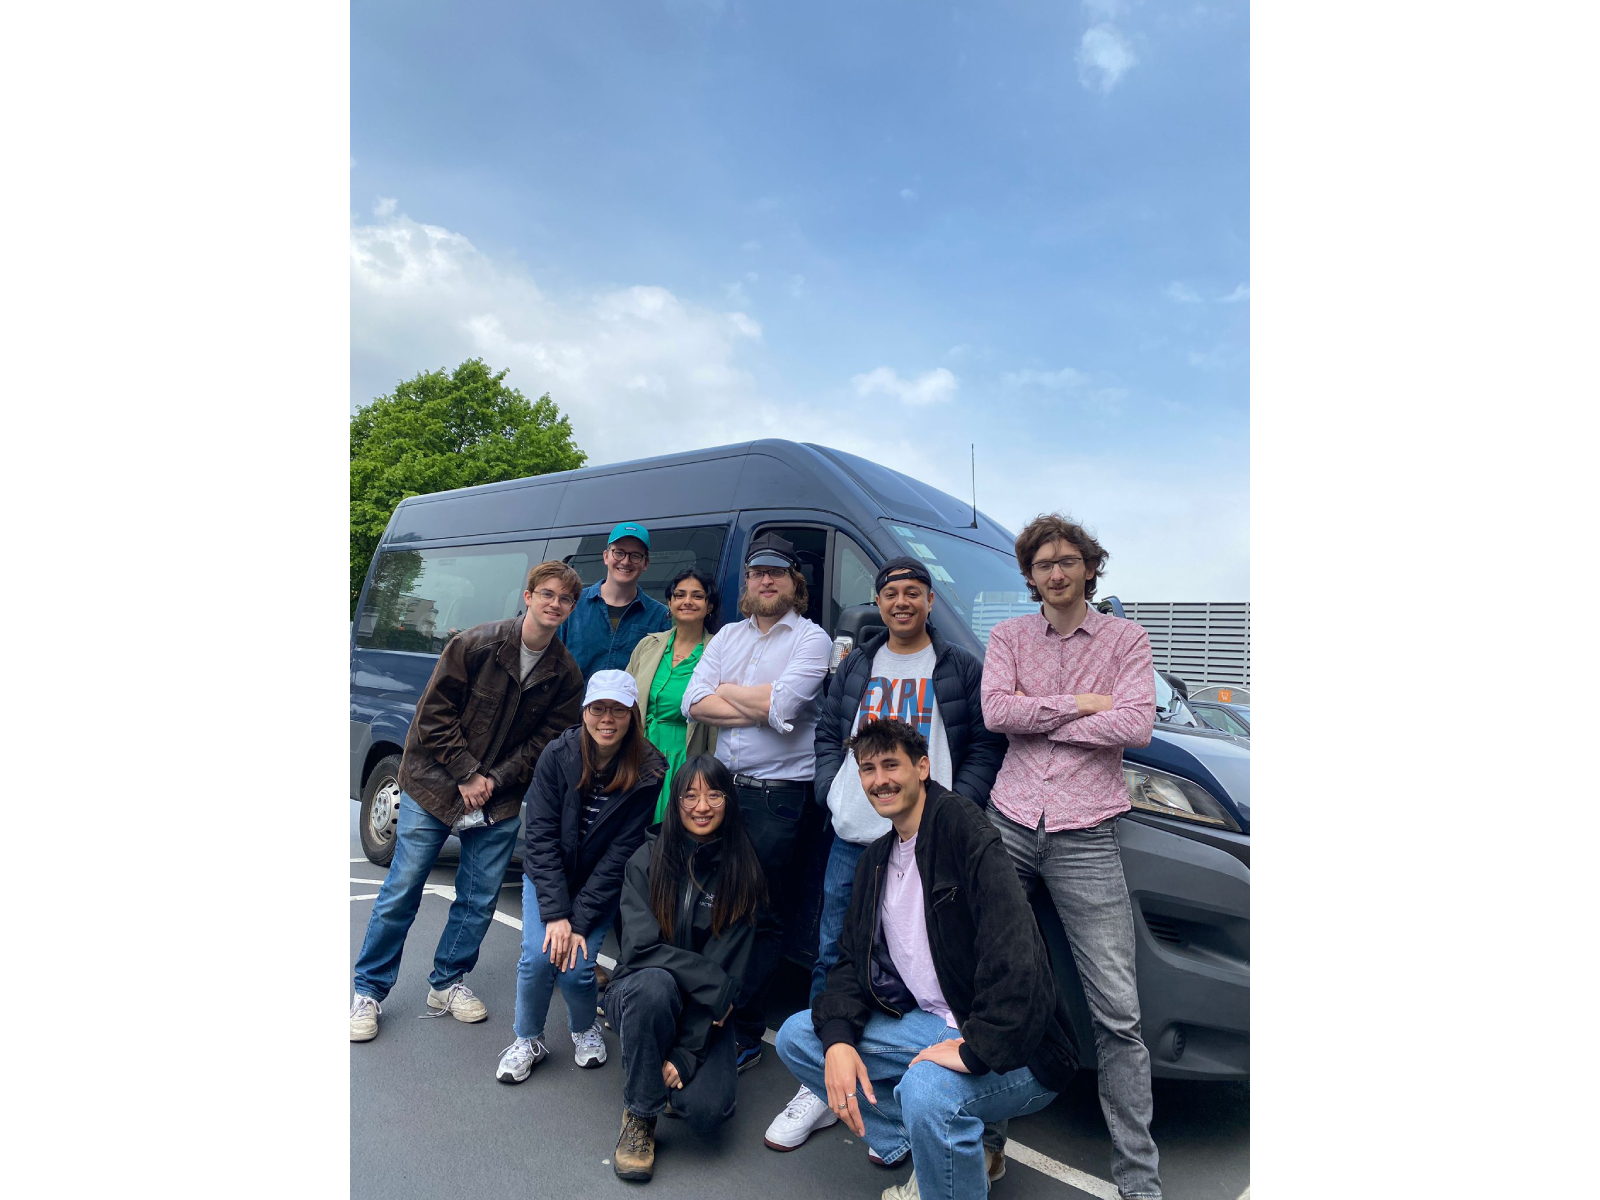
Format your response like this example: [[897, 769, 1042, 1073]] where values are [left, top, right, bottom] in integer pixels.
[[351, 359, 586, 613]]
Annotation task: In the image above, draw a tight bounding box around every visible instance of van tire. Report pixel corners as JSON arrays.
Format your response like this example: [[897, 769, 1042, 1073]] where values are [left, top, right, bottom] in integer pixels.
[[359, 754, 404, 867]]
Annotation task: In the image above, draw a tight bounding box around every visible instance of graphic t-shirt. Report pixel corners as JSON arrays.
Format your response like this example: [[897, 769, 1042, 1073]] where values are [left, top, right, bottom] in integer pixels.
[[825, 642, 952, 844]]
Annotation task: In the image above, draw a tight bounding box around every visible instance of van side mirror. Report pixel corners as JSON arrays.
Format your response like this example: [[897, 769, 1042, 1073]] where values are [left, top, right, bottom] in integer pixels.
[[831, 603, 886, 672]]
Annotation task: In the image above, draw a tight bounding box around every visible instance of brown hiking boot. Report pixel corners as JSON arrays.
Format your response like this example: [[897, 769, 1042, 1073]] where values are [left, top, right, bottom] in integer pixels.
[[614, 1109, 656, 1182], [986, 1144, 1007, 1182]]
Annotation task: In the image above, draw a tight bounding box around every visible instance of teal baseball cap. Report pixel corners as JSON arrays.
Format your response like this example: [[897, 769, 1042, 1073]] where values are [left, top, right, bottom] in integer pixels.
[[608, 521, 650, 549]]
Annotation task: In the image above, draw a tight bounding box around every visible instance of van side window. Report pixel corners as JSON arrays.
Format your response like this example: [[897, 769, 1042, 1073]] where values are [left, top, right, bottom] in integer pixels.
[[832, 532, 877, 615], [356, 541, 545, 652], [546, 525, 729, 605]]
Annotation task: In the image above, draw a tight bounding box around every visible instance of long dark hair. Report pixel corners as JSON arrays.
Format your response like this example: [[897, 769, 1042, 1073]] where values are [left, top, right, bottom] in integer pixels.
[[578, 701, 651, 795], [648, 755, 765, 939], [664, 565, 721, 635]]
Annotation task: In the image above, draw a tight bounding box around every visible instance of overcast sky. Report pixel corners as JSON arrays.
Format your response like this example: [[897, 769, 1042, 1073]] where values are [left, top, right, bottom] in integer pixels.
[[351, 0, 1249, 600]]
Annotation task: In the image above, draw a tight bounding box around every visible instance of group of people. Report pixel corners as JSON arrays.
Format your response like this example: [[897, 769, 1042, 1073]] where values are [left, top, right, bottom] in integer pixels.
[[350, 514, 1164, 1200]]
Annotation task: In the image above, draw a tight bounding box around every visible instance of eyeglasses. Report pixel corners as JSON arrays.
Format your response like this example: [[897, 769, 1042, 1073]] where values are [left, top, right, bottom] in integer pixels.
[[745, 567, 788, 581], [678, 790, 727, 810], [532, 588, 577, 608], [1029, 556, 1083, 578], [608, 548, 647, 565]]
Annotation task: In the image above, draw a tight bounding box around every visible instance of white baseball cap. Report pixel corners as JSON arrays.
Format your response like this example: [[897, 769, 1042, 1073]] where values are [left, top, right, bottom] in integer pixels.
[[583, 669, 638, 710]]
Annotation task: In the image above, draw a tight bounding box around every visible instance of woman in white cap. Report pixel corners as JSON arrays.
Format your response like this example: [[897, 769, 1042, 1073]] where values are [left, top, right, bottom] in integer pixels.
[[495, 670, 667, 1083]]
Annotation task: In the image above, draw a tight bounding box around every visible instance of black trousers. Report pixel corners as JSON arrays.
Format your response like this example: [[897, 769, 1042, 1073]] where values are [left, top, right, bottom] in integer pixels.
[[732, 778, 811, 1048], [604, 967, 738, 1134]]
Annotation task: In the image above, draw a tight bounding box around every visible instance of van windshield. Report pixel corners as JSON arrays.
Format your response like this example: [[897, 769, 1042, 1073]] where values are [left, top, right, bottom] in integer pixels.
[[878, 521, 1034, 650]]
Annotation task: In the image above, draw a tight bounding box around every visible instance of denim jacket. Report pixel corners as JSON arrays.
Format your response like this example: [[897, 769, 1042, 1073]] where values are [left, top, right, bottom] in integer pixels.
[[556, 581, 672, 679]]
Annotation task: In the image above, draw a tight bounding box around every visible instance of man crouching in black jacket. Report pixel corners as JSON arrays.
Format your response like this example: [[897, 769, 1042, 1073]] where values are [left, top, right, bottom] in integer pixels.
[[774, 717, 1078, 1200]]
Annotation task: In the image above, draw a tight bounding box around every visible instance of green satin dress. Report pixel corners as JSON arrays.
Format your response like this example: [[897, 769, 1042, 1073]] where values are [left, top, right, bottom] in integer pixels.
[[644, 632, 705, 824]]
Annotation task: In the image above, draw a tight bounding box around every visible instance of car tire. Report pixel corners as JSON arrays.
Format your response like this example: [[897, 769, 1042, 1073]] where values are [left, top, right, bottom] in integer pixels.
[[359, 754, 404, 867]]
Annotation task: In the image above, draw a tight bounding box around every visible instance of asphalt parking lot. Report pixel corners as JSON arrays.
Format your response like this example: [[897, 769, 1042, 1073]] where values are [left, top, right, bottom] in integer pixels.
[[350, 804, 1249, 1199]]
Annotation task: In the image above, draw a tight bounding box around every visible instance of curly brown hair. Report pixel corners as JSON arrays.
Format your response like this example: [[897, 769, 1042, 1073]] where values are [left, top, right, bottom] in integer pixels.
[[1013, 514, 1108, 603], [525, 560, 582, 600]]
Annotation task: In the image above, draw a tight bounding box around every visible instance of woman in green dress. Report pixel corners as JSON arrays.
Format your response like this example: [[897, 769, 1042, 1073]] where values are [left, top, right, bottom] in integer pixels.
[[625, 566, 721, 824]]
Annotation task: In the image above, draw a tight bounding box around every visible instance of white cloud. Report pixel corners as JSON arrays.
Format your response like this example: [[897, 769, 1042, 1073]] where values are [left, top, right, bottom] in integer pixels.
[[946, 343, 972, 360], [1001, 366, 1090, 390], [1188, 344, 1244, 371], [850, 366, 959, 406], [724, 280, 750, 306], [1218, 283, 1250, 303], [788, 274, 806, 298], [373, 197, 398, 218], [741, 240, 761, 252], [1077, 24, 1138, 92], [1164, 281, 1202, 304], [900, 188, 919, 202], [1082, 0, 1131, 18]]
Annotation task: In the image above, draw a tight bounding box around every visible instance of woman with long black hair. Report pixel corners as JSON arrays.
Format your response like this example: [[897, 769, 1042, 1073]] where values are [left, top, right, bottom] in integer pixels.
[[493, 670, 666, 1085], [604, 754, 768, 1183]]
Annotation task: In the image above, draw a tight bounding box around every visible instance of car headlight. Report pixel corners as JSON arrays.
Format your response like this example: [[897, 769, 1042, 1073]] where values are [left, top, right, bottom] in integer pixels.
[[1122, 762, 1240, 832]]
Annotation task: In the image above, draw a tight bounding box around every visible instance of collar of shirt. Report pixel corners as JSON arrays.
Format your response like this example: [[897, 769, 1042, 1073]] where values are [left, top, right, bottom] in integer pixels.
[[1032, 602, 1104, 642], [741, 608, 804, 638], [580, 579, 642, 615]]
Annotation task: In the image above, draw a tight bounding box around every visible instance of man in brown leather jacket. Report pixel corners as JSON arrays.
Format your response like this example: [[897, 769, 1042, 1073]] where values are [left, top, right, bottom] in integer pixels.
[[351, 561, 586, 1042]]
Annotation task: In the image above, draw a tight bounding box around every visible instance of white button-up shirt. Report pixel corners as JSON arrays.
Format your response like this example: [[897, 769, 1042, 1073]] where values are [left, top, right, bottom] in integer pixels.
[[682, 608, 832, 781]]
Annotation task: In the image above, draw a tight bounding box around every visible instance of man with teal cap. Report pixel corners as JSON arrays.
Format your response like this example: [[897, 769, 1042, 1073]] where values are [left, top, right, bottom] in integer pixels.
[[558, 520, 673, 680]]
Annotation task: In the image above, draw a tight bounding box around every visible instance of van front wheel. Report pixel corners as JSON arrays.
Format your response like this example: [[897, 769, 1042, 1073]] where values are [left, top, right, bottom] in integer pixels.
[[359, 754, 404, 867]]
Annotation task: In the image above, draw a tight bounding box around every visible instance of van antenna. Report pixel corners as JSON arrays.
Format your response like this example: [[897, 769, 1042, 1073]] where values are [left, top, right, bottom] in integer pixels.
[[970, 444, 978, 529]]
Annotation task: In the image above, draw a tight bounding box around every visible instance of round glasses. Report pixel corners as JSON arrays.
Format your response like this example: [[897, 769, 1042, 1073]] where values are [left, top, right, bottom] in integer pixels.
[[678, 790, 727, 810]]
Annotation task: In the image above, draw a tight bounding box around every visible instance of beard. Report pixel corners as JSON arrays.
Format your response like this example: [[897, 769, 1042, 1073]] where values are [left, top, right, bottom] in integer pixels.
[[739, 590, 799, 619]]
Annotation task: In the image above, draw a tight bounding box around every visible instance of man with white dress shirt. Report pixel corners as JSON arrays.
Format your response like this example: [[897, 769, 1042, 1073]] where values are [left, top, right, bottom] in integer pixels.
[[685, 531, 832, 1069]]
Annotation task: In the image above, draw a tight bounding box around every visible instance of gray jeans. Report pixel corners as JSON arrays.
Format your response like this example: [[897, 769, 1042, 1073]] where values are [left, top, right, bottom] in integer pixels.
[[987, 807, 1162, 1200]]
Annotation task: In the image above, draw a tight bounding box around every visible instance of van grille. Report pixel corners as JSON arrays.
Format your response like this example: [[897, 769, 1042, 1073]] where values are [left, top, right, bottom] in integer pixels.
[[1144, 915, 1184, 946]]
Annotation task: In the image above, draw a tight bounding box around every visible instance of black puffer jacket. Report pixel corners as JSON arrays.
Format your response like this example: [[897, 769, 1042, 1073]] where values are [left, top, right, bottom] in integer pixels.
[[612, 834, 763, 1084], [813, 782, 1080, 1092], [813, 622, 1006, 808], [522, 727, 666, 938]]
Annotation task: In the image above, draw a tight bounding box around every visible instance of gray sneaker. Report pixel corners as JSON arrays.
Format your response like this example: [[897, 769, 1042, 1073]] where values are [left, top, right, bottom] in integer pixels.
[[426, 981, 488, 1022], [572, 1020, 608, 1068], [350, 994, 380, 1042], [495, 1036, 548, 1083]]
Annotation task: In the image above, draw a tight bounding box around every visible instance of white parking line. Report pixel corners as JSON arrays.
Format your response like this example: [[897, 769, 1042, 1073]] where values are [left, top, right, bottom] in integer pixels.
[[352, 881, 1124, 1198]]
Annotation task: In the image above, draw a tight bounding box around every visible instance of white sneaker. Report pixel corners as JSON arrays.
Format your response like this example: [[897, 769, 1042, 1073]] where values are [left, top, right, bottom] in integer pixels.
[[572, 1021, 608, 1068], [426, 981, 488, 1022], [350, 994, 380, 1042], [495, 1036, 548, 1083], [763, 1085, 838, 1151], [881, 1175, 920, 1200]]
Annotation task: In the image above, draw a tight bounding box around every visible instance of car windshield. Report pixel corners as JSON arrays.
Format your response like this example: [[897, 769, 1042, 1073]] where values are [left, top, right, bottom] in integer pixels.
[[879, 521, 1035, 650]]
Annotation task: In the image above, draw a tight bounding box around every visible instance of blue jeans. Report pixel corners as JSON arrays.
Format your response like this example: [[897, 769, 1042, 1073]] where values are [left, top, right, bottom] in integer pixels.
[[513, 876, 614, 1040], [775, 1008, 1055, 1200], [988, 808, 1161, 1199], [809, 836, 867, 1003], [353, 793, 519, 1002]]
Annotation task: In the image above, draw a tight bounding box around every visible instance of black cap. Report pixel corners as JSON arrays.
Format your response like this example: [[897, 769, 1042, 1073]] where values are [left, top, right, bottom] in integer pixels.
[[745, 531, 799, 570], [874, 556, 933, 593]]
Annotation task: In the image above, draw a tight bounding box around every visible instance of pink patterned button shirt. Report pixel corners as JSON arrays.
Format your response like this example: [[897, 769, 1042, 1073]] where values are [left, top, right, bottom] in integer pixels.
[[981, 605, 1156, 832]]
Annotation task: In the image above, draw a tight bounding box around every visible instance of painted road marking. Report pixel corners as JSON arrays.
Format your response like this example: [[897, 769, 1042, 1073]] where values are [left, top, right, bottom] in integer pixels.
[[353, 882, 1129, 1199]]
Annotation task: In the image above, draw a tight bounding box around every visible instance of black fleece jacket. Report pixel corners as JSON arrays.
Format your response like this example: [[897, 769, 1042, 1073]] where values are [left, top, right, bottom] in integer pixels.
[[811, 781, 1080, 1092], [522, 726, 666, 938], [611, 834, 763, 1084]]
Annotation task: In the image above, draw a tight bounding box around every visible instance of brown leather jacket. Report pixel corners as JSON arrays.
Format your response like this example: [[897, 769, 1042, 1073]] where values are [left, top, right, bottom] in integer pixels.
[[398, 617, 585, 827]]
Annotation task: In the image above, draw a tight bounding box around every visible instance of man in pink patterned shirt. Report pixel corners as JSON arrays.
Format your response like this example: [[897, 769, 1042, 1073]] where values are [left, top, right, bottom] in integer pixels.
[[980, 513, 1162, 1200]]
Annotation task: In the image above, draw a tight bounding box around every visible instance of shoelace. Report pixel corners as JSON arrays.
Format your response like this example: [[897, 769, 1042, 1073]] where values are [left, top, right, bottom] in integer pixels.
[[351, 996, 379, 1018], [783, 1087, 818, 1120], [499, 1040, 533, 1063], [622, 1116, 652, 1154], [419, 982, 473, 1019]]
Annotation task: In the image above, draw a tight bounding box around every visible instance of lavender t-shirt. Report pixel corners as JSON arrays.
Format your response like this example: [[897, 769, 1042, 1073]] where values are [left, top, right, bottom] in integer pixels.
[[879, 831, 956, 1030]]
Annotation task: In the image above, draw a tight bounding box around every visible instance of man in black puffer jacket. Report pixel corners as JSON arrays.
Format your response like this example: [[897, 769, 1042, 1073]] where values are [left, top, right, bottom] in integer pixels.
[[774, 717, 1077, 1200], [766, 556, 1007, 1155]]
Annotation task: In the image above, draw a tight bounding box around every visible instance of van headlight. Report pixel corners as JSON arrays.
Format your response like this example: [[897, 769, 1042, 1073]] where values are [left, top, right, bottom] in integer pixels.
[[1122, 763, 1240, 832]]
